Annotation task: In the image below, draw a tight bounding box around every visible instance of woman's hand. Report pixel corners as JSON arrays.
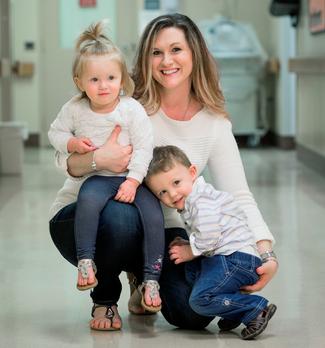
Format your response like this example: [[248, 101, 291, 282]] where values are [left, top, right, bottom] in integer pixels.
[[95, 126, 132, 173], [169, 237, 189, 247], [169, 244, 195, 264], [168, 237, 196, 264], [67, 125, 132, 177], [240, 259, 278, 293]]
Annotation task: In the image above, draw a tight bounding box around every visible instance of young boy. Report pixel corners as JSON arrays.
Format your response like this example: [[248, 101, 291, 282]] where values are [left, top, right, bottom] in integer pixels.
[[145, 145, 277, 340]]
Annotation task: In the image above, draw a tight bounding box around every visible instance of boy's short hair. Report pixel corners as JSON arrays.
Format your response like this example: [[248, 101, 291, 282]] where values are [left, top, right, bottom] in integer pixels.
[[146, 145, 192, 181]]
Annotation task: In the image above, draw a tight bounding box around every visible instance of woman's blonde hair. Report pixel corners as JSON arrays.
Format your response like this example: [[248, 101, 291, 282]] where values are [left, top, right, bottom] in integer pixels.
[[132, 13, 226, 116], [73, 21, 134, 99]]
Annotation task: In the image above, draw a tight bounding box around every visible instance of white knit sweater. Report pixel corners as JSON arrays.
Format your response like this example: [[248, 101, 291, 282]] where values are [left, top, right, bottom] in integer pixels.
[[48, 95, 153, 183], [50, 107, 274, 245]]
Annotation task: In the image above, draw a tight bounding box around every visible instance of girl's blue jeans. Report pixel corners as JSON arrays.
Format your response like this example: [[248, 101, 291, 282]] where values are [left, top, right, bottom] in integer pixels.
[[75, 175, 164, 281], [49, 199, 212, 329], [185, 252, 268, 325]]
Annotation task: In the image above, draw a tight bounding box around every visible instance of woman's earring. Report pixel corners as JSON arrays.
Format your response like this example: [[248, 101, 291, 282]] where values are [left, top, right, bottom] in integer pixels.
[[119, 89, 125, 96]]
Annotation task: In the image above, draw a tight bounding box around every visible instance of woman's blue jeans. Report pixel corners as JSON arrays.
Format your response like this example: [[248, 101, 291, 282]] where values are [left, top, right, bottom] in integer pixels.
[[186, 252, 268, 325], [75, 176, 164, 281], [49, 201, 212, 329]]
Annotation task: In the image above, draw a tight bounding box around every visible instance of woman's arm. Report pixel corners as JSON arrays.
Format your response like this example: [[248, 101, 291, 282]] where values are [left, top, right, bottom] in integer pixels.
[[125, 100, 154, 183], [241, 239, 278, 292], [207, 119, 278, 290], [66, 125, 132, 177]]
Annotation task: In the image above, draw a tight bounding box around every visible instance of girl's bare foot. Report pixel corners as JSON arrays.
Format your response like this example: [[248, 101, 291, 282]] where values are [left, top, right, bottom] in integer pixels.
[[77, 259, 98, 290], [90, 304, 122, 331]]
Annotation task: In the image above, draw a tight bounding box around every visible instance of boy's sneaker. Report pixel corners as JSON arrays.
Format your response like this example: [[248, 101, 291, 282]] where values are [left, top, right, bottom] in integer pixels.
[[241, 303, 277, 340]]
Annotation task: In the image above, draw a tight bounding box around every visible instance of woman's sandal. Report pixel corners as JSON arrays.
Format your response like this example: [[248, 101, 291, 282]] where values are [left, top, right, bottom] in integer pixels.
[[76, 259, 98, 291], [139, 280, 162, 313], [127, 273, 157, 315], [90, 304, 122, 331], [241, 303, 277, 340]]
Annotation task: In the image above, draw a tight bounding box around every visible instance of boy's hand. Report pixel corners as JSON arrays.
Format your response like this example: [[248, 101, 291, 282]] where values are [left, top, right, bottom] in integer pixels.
[[169, 237, 189, 247], [169, 244, 195, 264], [67, 137, 97, 154], [115, 178, 139, 203]]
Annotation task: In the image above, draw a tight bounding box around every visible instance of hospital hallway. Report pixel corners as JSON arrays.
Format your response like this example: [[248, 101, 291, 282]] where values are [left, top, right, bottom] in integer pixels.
[[0, 147, 324, 348]]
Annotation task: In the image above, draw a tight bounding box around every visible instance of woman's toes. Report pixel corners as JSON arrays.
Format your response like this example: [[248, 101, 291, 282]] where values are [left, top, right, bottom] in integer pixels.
[[90, 305, 122, 330], [91, 318, 109, 330]]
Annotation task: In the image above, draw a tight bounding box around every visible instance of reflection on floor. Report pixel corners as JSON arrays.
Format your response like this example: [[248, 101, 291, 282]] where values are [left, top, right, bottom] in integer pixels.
[[0, 147, 324, 348]]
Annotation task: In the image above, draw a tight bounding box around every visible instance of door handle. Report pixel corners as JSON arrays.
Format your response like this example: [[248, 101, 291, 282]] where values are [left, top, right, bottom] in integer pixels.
[[12, 61, 34, 77], [0, 58, 11, 77]]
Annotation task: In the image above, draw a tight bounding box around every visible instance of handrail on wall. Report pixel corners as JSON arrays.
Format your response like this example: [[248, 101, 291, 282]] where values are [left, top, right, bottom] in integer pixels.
[[289, 58, 325, 73]]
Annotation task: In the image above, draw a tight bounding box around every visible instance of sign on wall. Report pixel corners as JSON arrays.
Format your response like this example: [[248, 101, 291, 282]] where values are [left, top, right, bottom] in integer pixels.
[[309, 0, 325, 33], [79, 0, 97, 7]]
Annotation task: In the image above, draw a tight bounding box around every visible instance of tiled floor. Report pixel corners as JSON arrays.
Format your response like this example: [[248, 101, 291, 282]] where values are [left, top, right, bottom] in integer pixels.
[[1, 147, 325, 348]]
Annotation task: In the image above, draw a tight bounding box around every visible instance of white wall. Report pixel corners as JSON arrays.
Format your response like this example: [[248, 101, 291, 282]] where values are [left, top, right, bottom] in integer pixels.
[[39, 0, 121, 145], [9, 0, 289, 146], [179, 0, 274, 55], [295, 1, 325, 156], [271, 17, 296, 137], [11, 0, 41, 133]]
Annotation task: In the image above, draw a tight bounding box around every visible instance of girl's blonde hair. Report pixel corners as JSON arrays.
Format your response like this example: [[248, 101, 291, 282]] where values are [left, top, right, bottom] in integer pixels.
[[73, 21, 134, 98], [132, 13, 227, 117]]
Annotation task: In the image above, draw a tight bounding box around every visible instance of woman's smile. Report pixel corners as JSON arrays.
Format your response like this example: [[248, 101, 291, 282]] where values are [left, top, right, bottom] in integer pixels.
[[161, 68, 179, 75], [152, 27, 193, 91]]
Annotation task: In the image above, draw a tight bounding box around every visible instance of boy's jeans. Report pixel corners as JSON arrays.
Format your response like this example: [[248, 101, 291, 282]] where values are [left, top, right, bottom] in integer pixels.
[[185, 251, 268, 325]]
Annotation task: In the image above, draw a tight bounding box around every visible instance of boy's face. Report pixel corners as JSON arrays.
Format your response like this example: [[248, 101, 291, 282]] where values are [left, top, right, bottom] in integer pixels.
[[147, 163, 197, 210]]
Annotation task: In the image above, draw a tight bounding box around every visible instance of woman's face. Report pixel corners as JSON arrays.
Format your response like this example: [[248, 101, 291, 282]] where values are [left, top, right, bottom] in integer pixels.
[[151, 27, 193, 92]]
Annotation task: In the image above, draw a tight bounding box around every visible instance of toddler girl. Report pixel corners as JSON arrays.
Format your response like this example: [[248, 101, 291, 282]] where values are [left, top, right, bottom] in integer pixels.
[[48, 21, 163, 312]]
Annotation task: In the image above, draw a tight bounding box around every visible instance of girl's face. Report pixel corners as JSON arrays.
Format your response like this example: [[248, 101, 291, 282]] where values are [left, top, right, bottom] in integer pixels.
[[75, 55, 122, 113], [151, 27, 193, 93]]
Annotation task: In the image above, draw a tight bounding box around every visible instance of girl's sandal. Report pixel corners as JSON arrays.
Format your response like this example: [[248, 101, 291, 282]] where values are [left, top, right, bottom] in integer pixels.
[[90, 304, 122, 331], [77, 259, 98, 291], [139, 280, 162, 313]]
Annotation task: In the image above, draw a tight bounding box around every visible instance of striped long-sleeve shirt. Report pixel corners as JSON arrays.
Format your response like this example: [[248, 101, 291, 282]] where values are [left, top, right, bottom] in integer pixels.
[[180, 176, 258, 257]]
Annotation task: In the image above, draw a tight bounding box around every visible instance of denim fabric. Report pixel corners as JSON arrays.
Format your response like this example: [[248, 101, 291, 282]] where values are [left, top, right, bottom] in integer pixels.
[[186, 251, 268, 325], [75, 175, 165, 281], [159, 228, 213, 330], [49, 205, 212, 328], [50, 199, 143, 305]]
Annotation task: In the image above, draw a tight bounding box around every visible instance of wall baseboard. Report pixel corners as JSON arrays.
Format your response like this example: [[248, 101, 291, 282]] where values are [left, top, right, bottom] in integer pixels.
[[235, 131, 295, 149], [24, 133, 40, 147], [297, 144, 325, 176], [25, 131, 296, 150], [261, 131, 295, 149]]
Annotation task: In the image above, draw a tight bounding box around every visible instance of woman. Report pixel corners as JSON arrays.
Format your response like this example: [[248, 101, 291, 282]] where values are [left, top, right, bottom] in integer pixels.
[[50, 13, 278, 331]]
